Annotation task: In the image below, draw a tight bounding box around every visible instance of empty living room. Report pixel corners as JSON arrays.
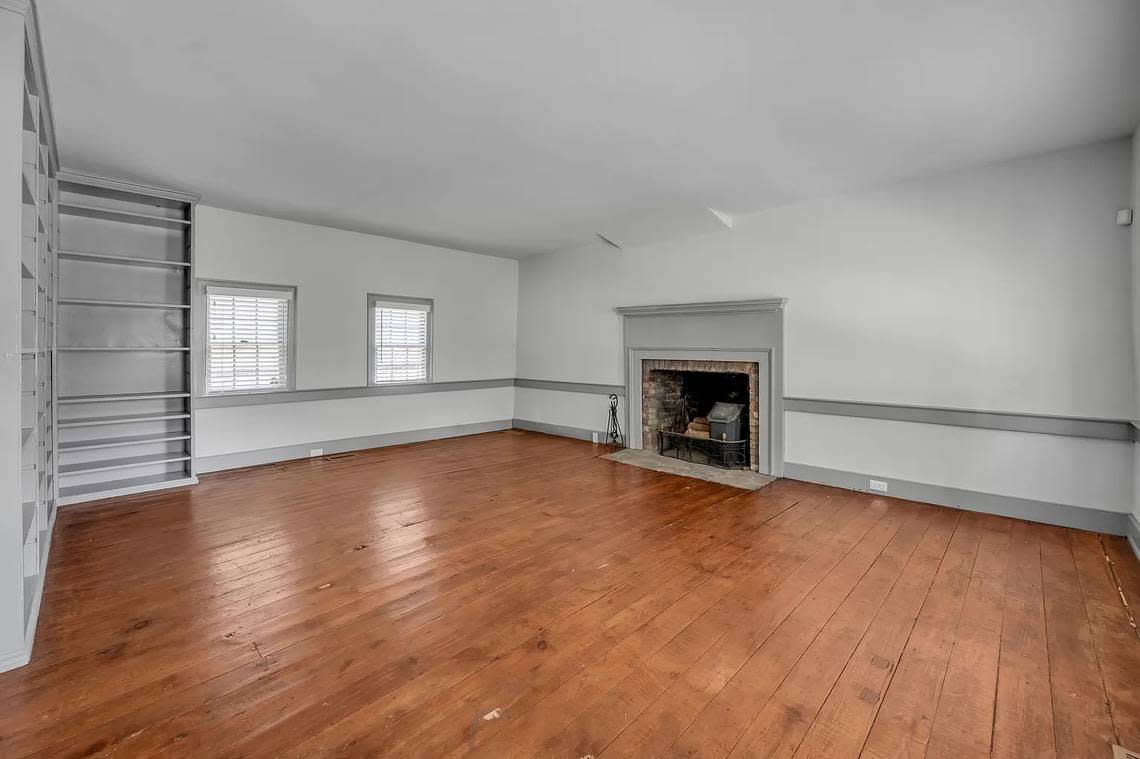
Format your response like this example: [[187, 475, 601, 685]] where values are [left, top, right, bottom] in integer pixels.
[[3, 1, 1140, 757]]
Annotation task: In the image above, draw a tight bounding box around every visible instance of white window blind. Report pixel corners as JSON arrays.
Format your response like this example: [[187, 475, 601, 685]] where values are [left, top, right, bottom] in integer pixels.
[[206, 286, 292, 394], [371, 299, 431, 384]]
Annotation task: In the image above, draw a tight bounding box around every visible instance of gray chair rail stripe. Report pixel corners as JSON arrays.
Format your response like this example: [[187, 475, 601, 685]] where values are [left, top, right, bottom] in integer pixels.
[[785, 397, 1135, 442], [193, 380, 1136, 444], [197, 378, 515, 408], [514, 378, 626, 395]]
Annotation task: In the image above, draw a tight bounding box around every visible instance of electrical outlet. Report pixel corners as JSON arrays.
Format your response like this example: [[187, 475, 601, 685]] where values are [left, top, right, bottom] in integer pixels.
[[869, 479, 889, 493], [310, 448, 324, 458], [591, 432, 599, 444]]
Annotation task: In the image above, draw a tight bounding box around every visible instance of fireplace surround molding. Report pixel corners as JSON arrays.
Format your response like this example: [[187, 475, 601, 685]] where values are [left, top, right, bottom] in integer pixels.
[[616, 299, 786, 476]]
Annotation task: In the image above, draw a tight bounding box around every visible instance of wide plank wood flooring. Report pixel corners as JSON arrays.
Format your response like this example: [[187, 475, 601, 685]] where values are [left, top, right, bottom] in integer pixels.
[[2, 429, 1139, 758]]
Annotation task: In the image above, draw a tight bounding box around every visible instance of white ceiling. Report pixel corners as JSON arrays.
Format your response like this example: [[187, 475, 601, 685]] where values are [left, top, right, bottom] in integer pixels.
[[38, 0, 1140, 258]]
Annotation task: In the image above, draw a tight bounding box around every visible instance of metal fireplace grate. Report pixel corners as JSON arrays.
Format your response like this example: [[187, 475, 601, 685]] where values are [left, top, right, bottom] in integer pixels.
[[657, 429, 748, 470]]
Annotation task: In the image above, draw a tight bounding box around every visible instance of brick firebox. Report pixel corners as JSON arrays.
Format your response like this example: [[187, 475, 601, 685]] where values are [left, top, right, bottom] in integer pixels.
[[641, 358, 760, 471]]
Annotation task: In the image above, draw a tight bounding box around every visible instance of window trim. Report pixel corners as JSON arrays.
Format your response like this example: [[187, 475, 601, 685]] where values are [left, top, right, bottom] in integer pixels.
[[196, 278, 298, 397], [367, 293, 434, 386]]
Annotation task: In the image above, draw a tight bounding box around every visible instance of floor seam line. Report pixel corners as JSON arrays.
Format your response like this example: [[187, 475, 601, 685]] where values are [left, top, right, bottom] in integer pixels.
[[721, 504, 923, 757], [852, 510, 961, 759]]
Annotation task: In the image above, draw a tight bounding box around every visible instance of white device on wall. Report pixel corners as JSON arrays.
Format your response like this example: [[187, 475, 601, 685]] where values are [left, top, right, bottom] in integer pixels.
[[1117, 208, 1133, 226]]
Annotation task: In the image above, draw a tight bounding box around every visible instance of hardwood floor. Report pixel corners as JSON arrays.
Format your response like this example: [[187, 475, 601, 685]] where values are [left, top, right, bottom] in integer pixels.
[[1, 429, 1139, 758]]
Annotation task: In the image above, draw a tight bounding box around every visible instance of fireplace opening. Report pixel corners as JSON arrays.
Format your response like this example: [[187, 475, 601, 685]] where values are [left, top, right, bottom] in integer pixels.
[[641, 359, 760, 471]]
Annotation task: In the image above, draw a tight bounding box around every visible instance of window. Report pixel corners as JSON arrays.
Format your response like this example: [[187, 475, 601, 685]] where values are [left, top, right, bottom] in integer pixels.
[[204, 284, 294, 394], [369, 294, 432, 384]]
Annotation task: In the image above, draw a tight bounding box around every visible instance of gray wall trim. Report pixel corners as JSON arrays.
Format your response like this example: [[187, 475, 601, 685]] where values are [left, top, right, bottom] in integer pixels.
[[196, 378, 515, 408], [785, 462, 1129, 536], [615, 298, 786, 317], [514, 378, 625, 396], [194, 378, 1138, 444], [511, 418, 603, 443], [1126, 513, 1140, 563], [196, 419, 512, 472], [784, 397, 1136, 442]]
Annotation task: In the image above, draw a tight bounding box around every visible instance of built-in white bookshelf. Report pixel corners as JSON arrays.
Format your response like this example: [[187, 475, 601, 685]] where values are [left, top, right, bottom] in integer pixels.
[[10, 12, 58, 659], [3, 1, 200, 672], [55, 171, 199, 505]]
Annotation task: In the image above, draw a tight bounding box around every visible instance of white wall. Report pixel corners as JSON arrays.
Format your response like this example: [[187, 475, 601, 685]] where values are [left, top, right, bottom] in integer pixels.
[[514, 387, 623, 439], [1131, 124, 1140, 527], [786, 412, 1133, 509], [516, 139, 1136, 513], [193, 207, 519, 460], [197, 389, 515, 458]]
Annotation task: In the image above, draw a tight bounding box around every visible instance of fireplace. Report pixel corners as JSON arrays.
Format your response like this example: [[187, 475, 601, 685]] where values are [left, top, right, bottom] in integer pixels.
[[641, 359, 760, 471]]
